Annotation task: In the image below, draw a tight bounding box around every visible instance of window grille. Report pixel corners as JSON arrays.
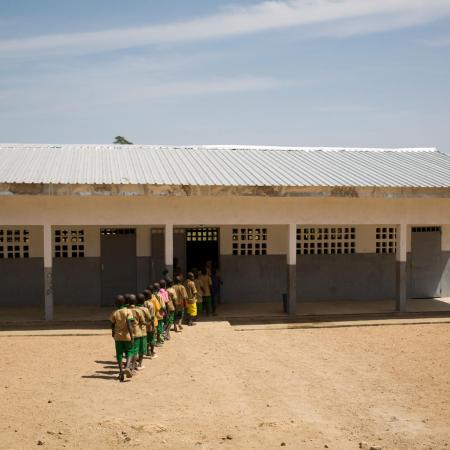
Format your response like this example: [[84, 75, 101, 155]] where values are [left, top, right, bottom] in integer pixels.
[[54, 229, 85, 258], [411, 226, 441, 233], [186, 228, 218, 242], [296, 227, 356, 255], [375, 227, 397, 254], [100, 228, 135, 236], [0, 229, 30, 259], [232, 227, 267, 255]]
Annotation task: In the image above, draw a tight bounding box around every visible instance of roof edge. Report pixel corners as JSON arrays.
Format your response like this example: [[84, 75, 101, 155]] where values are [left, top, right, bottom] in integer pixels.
[[0, 143, 438, 153]]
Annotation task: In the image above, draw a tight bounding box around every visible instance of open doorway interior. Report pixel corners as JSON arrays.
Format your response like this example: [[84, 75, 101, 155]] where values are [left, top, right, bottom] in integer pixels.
[[185, 227, 219, 273]]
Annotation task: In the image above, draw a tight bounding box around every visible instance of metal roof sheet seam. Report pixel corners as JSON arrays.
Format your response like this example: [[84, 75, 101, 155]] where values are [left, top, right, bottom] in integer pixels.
[[0, 144, 448, 188]]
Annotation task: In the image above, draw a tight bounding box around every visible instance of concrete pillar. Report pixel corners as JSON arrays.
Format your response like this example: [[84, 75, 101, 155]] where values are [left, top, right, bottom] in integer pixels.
[[43, 224, 54, 320], [165, 223, 174, 278], [287, 223, 297, 315], [396, 223, 408, 312]]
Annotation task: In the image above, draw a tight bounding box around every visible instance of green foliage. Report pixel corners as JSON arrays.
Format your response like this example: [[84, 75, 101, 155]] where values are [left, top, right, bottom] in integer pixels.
[[114, 136, 133, 145]]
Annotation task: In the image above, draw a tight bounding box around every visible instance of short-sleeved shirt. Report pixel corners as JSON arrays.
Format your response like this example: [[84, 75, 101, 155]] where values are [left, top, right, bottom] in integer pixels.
[[151, 295, 163, 322], [129, 306, 145, 338], [199, 274, 212, 297], [138, 305, 152, 333], [144, 300, 158, 331], [109, 307, 132, 342], [185, 280, 197, 304], [166, 287, 176, 311], [173, 284, 188, 310], [194, 279, 203, 301]]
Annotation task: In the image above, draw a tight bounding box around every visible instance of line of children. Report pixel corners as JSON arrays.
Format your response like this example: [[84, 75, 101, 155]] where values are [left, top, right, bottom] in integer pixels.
[[110, 273, 212, 382]]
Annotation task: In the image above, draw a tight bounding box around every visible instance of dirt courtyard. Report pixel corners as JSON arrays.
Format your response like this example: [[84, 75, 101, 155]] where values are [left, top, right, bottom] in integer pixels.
[[0, 321, 449, 450]]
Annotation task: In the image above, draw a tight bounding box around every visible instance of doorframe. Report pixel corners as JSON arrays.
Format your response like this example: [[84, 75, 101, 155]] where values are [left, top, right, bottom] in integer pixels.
[[410, 226, 442, 298]]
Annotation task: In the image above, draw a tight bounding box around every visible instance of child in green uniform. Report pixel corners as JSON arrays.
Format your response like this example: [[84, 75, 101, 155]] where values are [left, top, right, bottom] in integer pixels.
[[110, 295, 134, 382], [173, 276, 187, 332], [128, 294, 146, 372], [153, 282, 166, 346], [137, 293, 150, 368], [164, 279, 176, 339], [143, 289, 157, 358]]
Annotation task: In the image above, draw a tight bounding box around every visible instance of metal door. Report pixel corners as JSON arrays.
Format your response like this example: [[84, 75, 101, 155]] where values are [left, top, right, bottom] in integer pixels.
[[411, 227, 442, 298], [101, 228, 137, 306], [151, 229, 165, 282]]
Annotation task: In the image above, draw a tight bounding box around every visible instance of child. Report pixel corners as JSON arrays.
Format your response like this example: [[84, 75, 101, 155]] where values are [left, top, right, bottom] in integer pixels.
[[137, 293, 151, 368], [128, 294, 146, 371], [199, 268, 213, 316], [193, 268, 203, 318], [164, 279, 176, 339], [184, 272, 198, 326], [110, 295, 134, 382], [143, 289, 157, 358], [173, 275, 188, 332], [153, 283, 166, 346]]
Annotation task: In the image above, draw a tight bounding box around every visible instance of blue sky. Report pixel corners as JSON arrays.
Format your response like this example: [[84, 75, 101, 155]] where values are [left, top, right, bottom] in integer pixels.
[[0, 0, 450, 151]]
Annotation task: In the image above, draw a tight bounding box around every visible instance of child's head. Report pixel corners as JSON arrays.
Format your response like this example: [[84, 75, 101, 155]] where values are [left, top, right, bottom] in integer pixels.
[[159, 279, 166, 289], [115, 295, 125, 307], [201, 268, 207, 275], [175, 275, 182, 285], [166, 278, 173, 288], [187, 272, 194, 280], [153, 282, 160, 291], [143, 289, 151, 299], [137, 293, 145, 305], [128, 294, 137, 306]]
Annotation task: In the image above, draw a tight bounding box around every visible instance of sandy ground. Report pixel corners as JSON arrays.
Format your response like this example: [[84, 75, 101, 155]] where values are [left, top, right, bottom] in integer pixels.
[[0, 322, 449, 450]]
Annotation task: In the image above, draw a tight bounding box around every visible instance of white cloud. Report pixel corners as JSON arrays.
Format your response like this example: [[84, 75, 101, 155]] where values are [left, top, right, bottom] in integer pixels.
[[0, 72, 288, 115], [1, 0, 450, 58]]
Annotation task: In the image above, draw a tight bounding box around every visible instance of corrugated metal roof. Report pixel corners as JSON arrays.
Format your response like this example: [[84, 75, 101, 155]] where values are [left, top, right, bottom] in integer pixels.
[[0, 144, 449, 188]]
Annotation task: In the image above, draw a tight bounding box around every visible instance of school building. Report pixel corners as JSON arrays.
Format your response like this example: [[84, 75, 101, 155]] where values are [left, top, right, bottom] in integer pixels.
[[1, 143, 450, 320]]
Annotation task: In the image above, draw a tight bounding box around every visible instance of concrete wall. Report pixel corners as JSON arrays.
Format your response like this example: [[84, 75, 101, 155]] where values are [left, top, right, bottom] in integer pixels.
[[441, 252, 450, 297], [53, 258, 101, 306], [0, 226, 44, 306], [220, 255, 287, 303], [2, 196, 450, 226], [220, 225, 287, 255], [1, 197, 450, 307], [0, 258, 44, 306], [296, 254, 396, 301]]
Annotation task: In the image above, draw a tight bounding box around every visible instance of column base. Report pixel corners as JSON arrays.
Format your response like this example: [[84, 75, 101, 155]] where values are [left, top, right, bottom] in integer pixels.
[[287, 264, 297, 315], [44, 266, 54, 321], [396, 260, 407, 312], [165, 264, 174, 280]]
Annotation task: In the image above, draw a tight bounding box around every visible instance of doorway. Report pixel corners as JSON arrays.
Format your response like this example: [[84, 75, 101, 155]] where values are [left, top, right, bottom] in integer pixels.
[[186, 227, 219, 272], [100, 228, 137, 306], [410, 226, 442, 298]]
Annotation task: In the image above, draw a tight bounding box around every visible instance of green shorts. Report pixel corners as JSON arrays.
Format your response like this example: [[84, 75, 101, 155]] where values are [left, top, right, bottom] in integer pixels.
[[157, 320, 164, 335], [115, 340, 132, 363], [131, 337, 140, 356], [139, 335, 147, 355], [147, 331, 156, 347], [175, 309, 184, 321], [167, 311, 175, 325]]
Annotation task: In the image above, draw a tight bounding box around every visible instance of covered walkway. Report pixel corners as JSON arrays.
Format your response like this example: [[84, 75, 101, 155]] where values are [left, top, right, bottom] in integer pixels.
[[1, 298, 450, 326]]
